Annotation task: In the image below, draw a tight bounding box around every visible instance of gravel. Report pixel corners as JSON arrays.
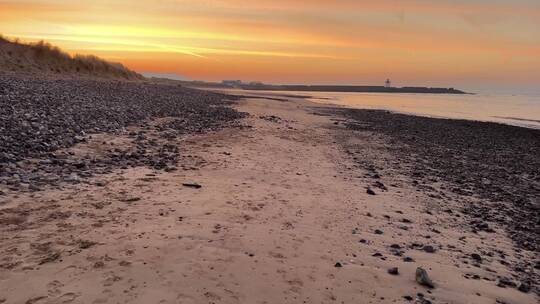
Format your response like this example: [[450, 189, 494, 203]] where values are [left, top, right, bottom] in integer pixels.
[[329, 108, 540, 295], [0, 73, 247, 191]]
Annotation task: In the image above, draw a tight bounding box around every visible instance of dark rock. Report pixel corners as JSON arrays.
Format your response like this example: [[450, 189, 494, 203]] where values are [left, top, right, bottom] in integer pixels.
[[366, 188, 376, 195], [388, 267, 399, 275], [497, 277, 516, 288], [334, 262, 343, 268], [374, 229, 384, 235], [333, 106, 540, 275], [39, 251, 61, 265], [0, 74, 246, 191], [121, 197, 141, 202], [423, 245, 436, 253], [470, 253, 482, 263], [79, 240, 97, 249], [182, 183, 202, 189], [517, 282, 531, 293]]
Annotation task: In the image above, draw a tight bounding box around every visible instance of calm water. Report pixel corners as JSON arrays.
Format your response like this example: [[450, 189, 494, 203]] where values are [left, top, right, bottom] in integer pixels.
[[222, 89, 540, 129], [304, 91, 540, 129]]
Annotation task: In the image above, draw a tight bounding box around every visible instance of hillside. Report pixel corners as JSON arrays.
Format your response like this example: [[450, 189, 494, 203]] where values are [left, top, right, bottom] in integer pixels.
[[0, 35, 142, 80]]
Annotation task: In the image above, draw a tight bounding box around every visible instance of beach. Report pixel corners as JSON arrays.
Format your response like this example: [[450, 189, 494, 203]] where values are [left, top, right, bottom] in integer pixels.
[[0, 76, 538, 304]]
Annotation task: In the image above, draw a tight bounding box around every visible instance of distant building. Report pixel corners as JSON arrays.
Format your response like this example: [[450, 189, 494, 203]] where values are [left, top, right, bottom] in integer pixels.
[[222, 80, 242, 86], [385, 79, 392, 88]]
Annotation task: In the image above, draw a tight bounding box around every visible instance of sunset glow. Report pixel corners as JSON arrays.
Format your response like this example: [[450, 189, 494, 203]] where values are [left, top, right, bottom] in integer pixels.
[[1, 0, 539, 92]]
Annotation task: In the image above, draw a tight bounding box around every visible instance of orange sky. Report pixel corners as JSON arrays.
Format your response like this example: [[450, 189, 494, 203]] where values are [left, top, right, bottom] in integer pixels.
[[1, 0, 539, 92]]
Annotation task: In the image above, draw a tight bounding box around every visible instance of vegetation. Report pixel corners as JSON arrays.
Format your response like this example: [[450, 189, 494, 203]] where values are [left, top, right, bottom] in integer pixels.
[[0, 35, 142, 80]]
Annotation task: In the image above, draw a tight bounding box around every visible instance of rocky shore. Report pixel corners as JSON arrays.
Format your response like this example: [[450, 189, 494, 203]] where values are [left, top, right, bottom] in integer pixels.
[[330, 108, 540, 295], [0, 87, 538, 303], [0, 73, 246, 193]]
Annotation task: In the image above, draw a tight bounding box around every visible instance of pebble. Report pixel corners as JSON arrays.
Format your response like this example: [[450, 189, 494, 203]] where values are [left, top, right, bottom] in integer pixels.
[[387, 267, 399, 275], [423, 245, 436, 253], [182, 183, 202, 189], [416, 267, 435, 288], [0, 74, 246, 192]]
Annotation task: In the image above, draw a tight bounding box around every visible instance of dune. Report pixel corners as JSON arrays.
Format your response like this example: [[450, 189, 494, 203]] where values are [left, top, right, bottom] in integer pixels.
[[0, 35, 142, 80]]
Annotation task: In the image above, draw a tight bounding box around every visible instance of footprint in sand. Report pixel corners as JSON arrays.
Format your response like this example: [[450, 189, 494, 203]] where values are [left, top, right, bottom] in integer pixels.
[[46, 280, 64, 296]]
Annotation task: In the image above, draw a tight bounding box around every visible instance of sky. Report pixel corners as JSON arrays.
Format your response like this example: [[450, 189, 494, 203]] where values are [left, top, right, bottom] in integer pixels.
[[1, 0, 540, 93]]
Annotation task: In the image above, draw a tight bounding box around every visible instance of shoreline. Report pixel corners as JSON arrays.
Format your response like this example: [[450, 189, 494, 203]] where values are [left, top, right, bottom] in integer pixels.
[[208, 88, 540, 131], [0, 76, 538, 303]]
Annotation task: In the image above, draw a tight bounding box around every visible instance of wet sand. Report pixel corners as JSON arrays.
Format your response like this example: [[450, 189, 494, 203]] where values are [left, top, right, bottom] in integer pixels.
[[0, 92, 538, 304]]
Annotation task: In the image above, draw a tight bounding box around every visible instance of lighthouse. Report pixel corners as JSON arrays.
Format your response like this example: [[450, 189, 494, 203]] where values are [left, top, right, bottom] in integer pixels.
[[385, 79, 392, 88]]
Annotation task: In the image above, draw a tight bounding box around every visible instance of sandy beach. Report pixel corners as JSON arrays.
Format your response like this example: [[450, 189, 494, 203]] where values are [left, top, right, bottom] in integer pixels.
[[0, 78, 538, 304]]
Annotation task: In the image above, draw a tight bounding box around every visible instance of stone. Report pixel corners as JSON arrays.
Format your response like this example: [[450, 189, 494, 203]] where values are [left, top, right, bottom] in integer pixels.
[[388, 267, 399, 275], [415, 267, 435, 288], [182, 183, 202, 189], [64, 173, 80, 183], [497, 277, 516, 288], [517, 282, 531, 293], [423, 245, 436, 253], [470, 253, 482, 262]]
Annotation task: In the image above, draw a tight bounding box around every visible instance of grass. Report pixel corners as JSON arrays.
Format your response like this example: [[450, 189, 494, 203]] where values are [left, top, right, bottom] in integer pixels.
[[0, 35, 142, 80]]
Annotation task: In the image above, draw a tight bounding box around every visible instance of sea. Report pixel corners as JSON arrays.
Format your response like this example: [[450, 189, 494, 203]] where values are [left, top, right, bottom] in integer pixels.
[[224, 89, 540, 129]]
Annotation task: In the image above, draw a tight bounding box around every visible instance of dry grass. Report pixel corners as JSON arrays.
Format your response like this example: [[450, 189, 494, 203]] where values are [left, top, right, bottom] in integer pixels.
[[0, 35, 142, 80]]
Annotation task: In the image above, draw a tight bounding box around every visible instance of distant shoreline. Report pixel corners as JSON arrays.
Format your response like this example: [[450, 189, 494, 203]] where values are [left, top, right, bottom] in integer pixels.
[[166, 79, 468, 94], [238, 84, 468, 94]]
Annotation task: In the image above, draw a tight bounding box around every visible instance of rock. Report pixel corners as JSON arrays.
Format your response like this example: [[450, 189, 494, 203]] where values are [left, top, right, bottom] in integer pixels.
[[402, 295, 413, 301], [334, 262, 343, 268], [415, 267, 435, 288], [423, 245, 436, 253], [470, 253, 482, 262], [373, 181, 387, 190], [64, 173, 80, 183], [121, 197, 141, 202], [374, 229, 384, 235], [0, 75, 246, 193], [39, 251, 61, 265], [93, 261, 105, 268], [388, 267, 399, 275], [79, 240, 97, 249], [182, 183, 202, 189], [497, 277, 516, 288], [366, 188, 376, 195], [517, 282, 531, 293], [403, 257, 415, 262], [95, 180, 108, 187]]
